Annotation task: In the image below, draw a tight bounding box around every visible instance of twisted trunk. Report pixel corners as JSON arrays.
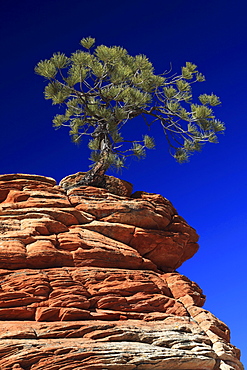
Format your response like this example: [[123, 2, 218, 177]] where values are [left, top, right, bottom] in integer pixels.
[[77, 126, 112, 188], [80, 152, 109, 188]]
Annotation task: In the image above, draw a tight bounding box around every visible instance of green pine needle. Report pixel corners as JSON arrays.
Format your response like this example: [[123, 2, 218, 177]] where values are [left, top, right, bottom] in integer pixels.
[[35, 36, 225, 175], [144, 135, 155, 149], [80, 37, 95, 49]]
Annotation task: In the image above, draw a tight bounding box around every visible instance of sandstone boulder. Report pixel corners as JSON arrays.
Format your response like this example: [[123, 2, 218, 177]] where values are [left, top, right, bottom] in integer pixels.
[[0, 174, 199, 272]]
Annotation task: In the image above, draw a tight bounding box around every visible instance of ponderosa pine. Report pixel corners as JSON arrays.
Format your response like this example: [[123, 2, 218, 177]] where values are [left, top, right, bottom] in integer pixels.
[[35, 37, 225, 187]]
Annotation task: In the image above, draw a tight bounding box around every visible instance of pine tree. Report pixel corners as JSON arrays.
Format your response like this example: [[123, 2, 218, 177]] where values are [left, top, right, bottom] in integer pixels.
[[35, 37, 225, 187]]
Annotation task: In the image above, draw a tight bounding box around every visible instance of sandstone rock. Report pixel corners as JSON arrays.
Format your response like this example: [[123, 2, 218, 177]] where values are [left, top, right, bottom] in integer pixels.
[[0, 174, 199, 272], [0, 335, 216, 369], [0, 173, 243, 369], [0, 173, 56, 184], [60, 171, 133, 196], [165, 272, 206, 307]]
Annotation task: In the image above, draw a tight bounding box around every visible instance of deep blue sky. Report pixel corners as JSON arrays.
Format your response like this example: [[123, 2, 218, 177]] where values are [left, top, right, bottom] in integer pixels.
[[1, 0, 246, 365]]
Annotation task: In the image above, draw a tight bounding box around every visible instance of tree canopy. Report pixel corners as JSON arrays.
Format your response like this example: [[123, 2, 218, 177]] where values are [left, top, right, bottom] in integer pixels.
[[35, 37, 225, 186]]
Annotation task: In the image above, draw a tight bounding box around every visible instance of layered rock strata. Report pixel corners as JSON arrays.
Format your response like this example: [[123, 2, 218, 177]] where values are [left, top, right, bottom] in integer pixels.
[[0, 173, 243, 370]]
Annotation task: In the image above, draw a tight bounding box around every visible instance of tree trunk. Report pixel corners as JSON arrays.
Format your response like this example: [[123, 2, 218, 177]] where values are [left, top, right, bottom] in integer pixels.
[[77, 130, 112, 188], [79, 154, 109, 188]]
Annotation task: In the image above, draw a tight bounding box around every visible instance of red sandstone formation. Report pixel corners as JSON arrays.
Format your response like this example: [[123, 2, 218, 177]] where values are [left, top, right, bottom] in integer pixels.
[[0, 173, 243, 370]]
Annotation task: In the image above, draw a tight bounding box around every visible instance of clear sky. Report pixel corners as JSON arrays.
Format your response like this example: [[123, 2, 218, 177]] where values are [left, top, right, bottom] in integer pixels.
[[1, 0, 246, 365]]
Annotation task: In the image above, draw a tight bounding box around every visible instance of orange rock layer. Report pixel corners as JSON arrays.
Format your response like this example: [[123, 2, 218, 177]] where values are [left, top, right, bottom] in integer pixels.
[[0, 173, 243, 370]]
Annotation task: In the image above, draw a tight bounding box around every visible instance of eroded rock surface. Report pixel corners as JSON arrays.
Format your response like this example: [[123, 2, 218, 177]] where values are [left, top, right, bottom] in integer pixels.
[[0, 173, 243, 370]]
